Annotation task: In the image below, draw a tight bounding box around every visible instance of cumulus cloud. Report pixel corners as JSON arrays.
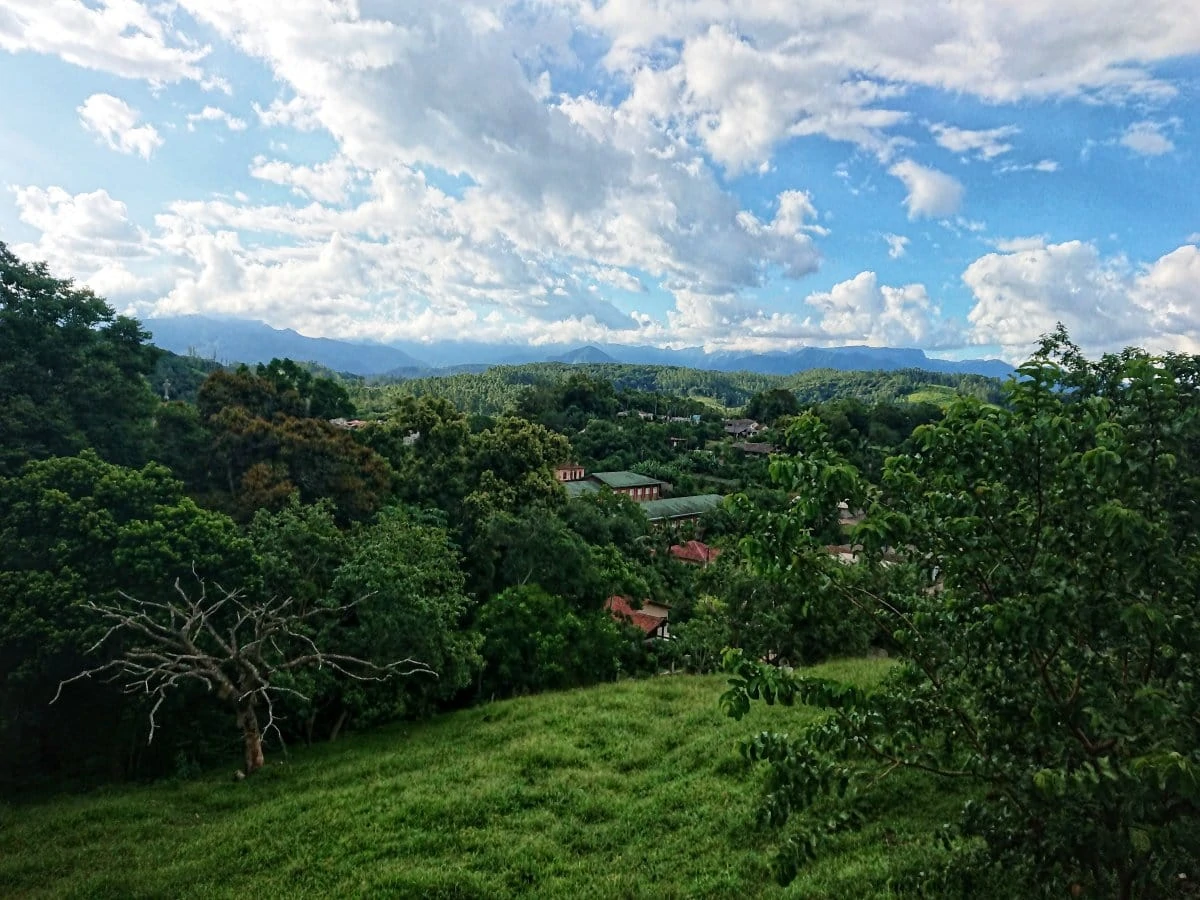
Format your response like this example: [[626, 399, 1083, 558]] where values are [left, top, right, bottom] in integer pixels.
[[883, 233, 909, 259], [0, 0, 213, 86], [77, 93, 163, 158], [1119, 120, 1177, 156], [249, 155, 357, 203], [8, 1, 1200, 354], [888, 160, 965, 219], [929, 123, 1019, 159], [10, 185, 163, 298], [803, 271, 966, 347], [964, 240, 1200, 356], [187, 106, 247, 132]]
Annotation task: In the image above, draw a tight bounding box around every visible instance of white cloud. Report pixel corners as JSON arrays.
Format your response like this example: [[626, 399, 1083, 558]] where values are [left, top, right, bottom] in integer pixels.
[[1119, 120, 1177, 156], [10, 185, 163, 298], [1187, 233, 1200, 244], [248, 155, 357, 204], [187, 106, 247, 132], [803, 271, 957, 347], [997, 159, 1059, 173], [883, 233, 909, 259], [10, 1, 1200, 355], [929, 123, 1019, 159], [77, 93, 163, 158], [0, 0, 212, 85], [888, 160, 965, 219], [964, 240, 1200, 357]]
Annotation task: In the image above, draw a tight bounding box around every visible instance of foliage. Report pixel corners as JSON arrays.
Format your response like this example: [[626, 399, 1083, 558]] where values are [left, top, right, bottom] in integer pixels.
[[475, 585, 627, 698], [0, 242, 160, 476], [353, 361, 1000, 419], [724, 333, 1200, 898], [327, 506, 480, 723], [55, 578, 433, 776], [745, 387, 801, 424], [0, 451, 254, 786], [198, 370, 393, 522]]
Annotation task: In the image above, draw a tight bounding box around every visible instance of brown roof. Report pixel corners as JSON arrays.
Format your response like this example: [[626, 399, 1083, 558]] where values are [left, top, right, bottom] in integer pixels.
[[605, 596, 667, 636], [669, 540, 722, 565]]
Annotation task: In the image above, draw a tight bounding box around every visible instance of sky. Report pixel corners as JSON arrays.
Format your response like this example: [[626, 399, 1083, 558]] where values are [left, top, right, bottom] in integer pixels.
[[0, 1, 1198, 362]]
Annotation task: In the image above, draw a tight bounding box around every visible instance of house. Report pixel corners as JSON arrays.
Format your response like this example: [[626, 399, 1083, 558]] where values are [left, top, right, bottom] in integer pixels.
[[642, 494, 724, 527], [587, 471, 667, 501], [732, 441, 775, 455], [328, 417, 374, 430], [723, 418, 759, 437], [837, 501, 865, 526], [553, 462, 586, 482], [669, 540, 722, 567], [605, 595, 669, 639]]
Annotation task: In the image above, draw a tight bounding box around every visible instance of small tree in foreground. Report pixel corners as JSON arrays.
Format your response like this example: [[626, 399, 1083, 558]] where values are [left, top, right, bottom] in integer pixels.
[[55, 578, 433, 775], [724, 331, 1200, 898]]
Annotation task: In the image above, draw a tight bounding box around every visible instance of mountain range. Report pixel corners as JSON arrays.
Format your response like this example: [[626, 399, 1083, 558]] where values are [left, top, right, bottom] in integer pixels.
[[144, 316, 1014, 380]]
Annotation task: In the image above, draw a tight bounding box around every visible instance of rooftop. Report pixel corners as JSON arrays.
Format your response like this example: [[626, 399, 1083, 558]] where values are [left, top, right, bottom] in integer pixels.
[[669, 540, 723, 564], [590, 471, 666, 489], [642, 494, 724, 521], [564, 480, 600, 498], [605, 596, 667, 636]]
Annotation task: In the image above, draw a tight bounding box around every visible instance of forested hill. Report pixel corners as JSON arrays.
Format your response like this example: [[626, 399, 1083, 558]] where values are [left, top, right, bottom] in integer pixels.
[[353, 362, 1006, 417]]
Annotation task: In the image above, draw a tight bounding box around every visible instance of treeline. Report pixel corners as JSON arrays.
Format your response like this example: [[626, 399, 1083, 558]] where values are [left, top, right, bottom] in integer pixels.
[[350, 361, 1003, 417]]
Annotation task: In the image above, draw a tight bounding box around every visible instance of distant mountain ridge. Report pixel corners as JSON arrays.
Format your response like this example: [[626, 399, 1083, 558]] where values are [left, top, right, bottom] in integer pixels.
[[144, 316, 1012, 380]]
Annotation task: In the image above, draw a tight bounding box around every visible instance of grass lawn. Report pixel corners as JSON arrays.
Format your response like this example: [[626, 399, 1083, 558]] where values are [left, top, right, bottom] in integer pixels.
[[0, 658, 963, 899]]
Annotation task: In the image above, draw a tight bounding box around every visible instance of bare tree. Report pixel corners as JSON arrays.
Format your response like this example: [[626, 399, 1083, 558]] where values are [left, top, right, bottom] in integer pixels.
[[54, 577, 434, 775]]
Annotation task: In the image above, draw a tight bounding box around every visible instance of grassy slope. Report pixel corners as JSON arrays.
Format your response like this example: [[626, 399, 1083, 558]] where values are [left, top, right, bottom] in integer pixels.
[[0, 659, 960, 899]]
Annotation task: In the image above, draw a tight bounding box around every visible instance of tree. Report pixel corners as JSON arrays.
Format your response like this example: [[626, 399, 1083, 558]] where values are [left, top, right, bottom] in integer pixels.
[[0, 242, 159, 475], [0, 451, 253, 784], [476, 585, 624, 698], [745, 388, 800, 424], [55, 578, 431, 775], [327, 507, 480, 722], [723, 333, 1200, 896]]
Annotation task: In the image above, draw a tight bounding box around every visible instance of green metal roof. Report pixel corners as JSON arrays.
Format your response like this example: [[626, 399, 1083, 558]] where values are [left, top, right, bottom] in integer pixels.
[[564, 480, 600, 498], [641, 494, 725, 521], [589, 471, 666, 489]]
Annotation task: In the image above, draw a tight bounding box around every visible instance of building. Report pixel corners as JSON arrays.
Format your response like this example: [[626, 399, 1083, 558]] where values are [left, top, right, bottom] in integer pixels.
[[724, 418, 759, 437], [587, 471, 666, 501], [605, 595, 669, 639], [553, 462, 586, 482], [642, 494, 724, 526], [669, 540, 722, 567]]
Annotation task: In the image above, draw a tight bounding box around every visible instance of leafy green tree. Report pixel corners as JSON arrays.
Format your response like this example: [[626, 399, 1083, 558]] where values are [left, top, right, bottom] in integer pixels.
[[0, 243, 159, 475], [327, 507, 480, 723], [476, 585, 624, 698], [745, 388, 800, 424], [724, 334, 1200, 897], [0, 452, 253, 785], [199, 376, 393, 522]]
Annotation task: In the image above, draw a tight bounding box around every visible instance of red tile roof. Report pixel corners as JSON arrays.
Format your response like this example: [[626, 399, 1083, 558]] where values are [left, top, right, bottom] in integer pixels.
[[605, 595, 667, 636], [669, 540, 722, 565]]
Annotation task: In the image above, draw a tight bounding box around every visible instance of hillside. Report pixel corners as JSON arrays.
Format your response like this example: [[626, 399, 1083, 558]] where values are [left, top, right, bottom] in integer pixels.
[[354, 362, 1006, 417], [0, 660, 965, 899]]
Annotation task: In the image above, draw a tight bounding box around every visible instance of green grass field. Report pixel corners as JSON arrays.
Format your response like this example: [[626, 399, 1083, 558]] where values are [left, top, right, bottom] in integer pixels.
[[0, 658, 963, 899]]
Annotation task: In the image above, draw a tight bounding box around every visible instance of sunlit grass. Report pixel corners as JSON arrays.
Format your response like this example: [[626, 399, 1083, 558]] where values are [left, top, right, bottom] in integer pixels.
[[1, 658, 963, 899]]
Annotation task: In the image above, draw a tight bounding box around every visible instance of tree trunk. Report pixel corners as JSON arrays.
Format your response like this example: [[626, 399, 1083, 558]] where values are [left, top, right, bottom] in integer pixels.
[[237, 701, 265, 775]]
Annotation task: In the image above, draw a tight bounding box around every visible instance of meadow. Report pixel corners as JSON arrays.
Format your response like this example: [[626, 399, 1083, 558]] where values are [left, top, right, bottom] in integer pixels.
[[0, 658, 965, 899]]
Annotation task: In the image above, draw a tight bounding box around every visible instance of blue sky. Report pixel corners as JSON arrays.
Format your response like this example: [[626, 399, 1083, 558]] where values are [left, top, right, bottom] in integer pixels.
[[1, 1, 1198, 361]]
